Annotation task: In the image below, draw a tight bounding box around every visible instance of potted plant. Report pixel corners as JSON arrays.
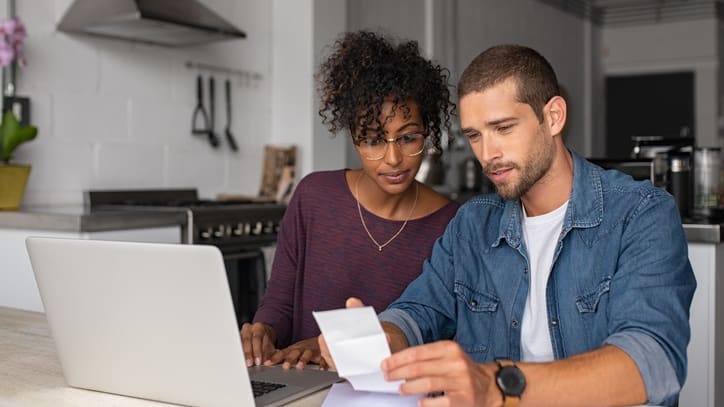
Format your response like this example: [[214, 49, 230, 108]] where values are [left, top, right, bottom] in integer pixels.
[[0, 16, 36, 210]]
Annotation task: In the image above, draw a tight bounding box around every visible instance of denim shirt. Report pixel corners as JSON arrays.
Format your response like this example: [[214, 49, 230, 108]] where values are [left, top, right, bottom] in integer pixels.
[[379, 150, 696, 405]]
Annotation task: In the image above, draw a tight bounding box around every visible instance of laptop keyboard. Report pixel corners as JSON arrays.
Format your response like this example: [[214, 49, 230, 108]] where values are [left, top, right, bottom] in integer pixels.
[[251, 380, 287, 398]]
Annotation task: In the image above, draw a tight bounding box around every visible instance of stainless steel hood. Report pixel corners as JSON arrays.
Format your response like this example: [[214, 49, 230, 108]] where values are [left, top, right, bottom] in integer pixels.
[[58, 0, 246, 47]]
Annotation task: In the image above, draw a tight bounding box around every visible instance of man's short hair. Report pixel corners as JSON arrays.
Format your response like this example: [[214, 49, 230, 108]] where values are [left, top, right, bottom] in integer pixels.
[[457, 44, 560, 121]]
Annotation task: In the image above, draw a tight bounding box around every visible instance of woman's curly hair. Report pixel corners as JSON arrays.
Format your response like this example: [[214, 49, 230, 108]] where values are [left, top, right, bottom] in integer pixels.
[[317, 30, 454, 152]]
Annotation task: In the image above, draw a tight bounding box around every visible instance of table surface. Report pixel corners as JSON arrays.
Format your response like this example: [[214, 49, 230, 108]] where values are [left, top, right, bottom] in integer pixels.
[[0, 306, 660, 407], [0, 306, 327, 407]]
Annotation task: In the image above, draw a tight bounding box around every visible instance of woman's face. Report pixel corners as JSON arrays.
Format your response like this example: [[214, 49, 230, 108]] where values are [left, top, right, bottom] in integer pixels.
[[354, 100, 426, 197]]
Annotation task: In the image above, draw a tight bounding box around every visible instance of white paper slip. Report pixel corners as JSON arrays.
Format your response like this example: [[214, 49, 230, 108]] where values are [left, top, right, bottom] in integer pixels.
[[321, 381, 422, 407], [313, 306, 402, 393]]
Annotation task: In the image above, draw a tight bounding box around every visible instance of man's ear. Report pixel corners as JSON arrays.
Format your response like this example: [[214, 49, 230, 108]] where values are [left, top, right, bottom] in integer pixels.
[[544, 95, 567, 136]]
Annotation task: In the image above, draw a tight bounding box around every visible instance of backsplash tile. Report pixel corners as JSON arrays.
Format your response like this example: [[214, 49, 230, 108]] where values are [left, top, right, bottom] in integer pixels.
[[13, 0, 272, 206]]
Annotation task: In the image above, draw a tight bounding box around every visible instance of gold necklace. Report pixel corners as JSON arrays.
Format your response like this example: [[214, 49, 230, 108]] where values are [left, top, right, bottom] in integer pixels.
[[355, 172, 419, 252]]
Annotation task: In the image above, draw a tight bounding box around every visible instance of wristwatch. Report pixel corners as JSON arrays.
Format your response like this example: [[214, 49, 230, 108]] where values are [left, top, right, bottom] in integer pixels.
[[496, 360, 526, 407]]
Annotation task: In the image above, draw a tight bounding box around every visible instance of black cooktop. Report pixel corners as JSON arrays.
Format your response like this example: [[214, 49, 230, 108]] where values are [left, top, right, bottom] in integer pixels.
[[85, 188, 271, 209], [110, 198, 255, 208]]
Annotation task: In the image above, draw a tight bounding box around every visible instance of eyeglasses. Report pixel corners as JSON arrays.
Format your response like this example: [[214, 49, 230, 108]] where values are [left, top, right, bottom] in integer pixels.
[[354, 132, 428, 161]]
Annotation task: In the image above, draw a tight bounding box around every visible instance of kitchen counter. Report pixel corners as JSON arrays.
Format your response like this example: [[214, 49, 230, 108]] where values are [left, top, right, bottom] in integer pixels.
[[682, 222, 724, 244], [0, 205, 721, 243], [0, 205, 187, 232]]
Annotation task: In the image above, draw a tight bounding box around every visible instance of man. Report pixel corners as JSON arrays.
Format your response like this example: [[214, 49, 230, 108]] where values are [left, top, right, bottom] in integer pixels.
[[320, 44, 696, 407]]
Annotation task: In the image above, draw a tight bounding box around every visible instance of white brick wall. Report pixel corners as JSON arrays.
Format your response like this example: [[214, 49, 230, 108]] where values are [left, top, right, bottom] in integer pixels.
[[10, 0, 273, 205]]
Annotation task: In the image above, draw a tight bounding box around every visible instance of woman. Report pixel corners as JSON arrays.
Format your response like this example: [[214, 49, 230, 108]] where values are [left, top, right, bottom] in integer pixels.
[[241, 30, 458, 370]]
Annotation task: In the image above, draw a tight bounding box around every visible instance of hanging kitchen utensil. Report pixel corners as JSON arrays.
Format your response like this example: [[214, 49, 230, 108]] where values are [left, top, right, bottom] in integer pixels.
[[191, 75, 210, 136], [207, 76, 220, 148], [224, 79, 239, 152]]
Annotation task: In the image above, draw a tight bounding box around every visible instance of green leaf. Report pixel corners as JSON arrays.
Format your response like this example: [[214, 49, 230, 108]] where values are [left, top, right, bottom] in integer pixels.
[[0, 110, 37, 163]]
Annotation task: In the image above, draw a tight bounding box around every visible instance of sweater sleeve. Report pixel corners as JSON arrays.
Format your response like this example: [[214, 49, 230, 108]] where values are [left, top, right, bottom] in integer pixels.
[[252, 180, 306, 347]]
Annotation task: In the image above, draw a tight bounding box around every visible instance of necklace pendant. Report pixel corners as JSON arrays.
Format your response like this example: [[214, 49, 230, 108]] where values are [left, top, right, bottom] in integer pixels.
[[355, 172, 419, 254]]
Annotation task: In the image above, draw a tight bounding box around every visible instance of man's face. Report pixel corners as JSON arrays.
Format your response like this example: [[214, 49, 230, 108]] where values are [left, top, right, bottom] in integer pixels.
[[459, 78, 554, 201]]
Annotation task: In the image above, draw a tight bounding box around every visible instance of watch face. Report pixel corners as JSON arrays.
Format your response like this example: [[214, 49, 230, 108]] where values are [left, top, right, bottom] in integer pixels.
[[496, 365, 526, 396]]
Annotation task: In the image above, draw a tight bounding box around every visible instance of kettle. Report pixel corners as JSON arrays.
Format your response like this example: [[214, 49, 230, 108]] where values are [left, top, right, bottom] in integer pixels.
[[668, 152, 691, 218]]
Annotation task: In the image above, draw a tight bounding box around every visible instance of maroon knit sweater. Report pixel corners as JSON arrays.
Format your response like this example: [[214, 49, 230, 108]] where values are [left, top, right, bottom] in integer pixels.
[[253, 170, 459, 348]]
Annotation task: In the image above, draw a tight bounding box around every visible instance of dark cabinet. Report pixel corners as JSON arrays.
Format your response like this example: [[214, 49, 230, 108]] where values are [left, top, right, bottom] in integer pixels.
[[605, 71, 695, 159]]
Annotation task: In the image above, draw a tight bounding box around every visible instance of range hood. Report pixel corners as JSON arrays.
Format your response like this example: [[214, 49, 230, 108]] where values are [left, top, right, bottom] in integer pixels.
[[58, 0, 246, 47]]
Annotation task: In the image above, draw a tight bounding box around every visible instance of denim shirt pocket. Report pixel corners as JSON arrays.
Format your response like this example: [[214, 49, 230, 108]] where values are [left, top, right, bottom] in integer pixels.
[[574, 276, 612, 342], [454, 282, 499, 360], [575, 276, 611, 313]]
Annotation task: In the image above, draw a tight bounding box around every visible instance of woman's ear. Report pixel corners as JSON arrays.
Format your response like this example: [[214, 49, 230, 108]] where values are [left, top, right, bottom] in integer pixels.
[[544, 95, 567, 136]]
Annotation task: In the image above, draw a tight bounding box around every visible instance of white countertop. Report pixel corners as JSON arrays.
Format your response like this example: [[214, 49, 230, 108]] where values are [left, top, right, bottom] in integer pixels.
[[2, 205, 720, 243], [0, 307, 327, 407], [0, 205, 187, 233]]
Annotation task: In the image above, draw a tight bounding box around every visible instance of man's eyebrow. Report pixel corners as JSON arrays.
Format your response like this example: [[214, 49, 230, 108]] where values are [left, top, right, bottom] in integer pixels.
[[461, 117, 518, 135], [485, 117, 517, 126]]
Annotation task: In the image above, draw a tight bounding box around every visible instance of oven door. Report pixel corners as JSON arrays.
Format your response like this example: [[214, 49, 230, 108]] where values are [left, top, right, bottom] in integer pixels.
[[222, 250, 267, 327]]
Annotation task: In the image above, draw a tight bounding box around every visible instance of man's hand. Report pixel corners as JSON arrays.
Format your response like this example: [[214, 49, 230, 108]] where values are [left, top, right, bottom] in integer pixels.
[[265, 337, 328, 370], [240, 322, 276, 367], [381, 340, 502, 407], [318, 297, 364, 370]]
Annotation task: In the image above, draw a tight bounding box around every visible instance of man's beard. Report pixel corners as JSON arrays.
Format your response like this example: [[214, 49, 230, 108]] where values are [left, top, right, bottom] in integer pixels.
[[485, 128, 554, 201]]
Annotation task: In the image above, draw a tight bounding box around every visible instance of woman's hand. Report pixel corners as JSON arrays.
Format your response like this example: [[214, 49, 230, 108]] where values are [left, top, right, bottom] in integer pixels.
[[266, 337, 328, 370], [240, 322, 276, 367]]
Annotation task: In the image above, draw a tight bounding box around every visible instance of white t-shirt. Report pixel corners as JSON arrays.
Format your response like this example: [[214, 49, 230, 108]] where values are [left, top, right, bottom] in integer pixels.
[[520, 200, 568, 362]]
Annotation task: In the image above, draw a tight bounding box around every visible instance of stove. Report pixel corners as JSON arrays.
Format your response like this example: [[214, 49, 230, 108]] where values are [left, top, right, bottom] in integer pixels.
[[85, 188, 287, 325], [86, 189, 286, 248]]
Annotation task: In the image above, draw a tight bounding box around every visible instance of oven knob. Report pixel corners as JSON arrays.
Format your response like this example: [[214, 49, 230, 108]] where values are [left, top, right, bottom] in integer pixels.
[[214, 224, 225, 238], [232, 223, 243, 236], [253, 221, 263, 235], [200, 227, 213, 240], [244, 222, 252, 235], [263, 221, 274, 234]]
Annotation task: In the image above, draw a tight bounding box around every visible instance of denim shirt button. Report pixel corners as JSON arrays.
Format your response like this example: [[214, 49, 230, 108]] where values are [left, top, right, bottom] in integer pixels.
[[470, 300, 478, 307], [511, 319, 519, 328], [523, 267, 528, 274], [551, 319, 559, 326]]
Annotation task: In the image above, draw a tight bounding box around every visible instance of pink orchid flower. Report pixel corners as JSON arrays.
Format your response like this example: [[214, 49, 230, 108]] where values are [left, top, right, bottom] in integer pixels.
[[0, 17, 26, 67]]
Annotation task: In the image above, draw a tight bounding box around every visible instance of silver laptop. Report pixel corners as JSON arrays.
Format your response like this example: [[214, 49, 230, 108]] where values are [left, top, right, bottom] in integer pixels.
[[26, 237, 339, 407]]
